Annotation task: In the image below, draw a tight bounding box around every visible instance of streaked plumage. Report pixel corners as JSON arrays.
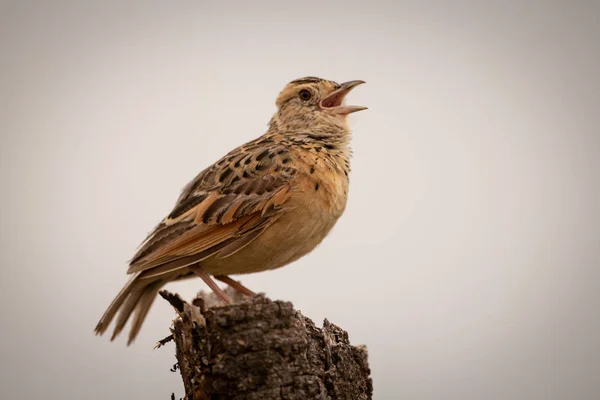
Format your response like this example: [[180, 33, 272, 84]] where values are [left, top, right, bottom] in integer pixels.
[[95, 77, 366, 344]]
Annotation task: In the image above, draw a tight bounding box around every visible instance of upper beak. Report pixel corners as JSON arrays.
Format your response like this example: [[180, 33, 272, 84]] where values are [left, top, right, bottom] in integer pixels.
[[319, 80, 367, 115]]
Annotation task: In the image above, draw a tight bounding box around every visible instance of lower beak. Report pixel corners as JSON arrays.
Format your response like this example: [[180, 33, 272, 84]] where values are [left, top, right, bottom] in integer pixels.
[[320, 80, 367, 115]]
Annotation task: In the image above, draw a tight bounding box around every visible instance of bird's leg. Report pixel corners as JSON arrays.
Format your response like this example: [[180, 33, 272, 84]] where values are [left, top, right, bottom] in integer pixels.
[[214, 275, 256, 297], [189, 264, 232, 305]]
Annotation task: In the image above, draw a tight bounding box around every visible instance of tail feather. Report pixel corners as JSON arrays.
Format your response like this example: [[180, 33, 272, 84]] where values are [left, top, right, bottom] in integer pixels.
[[127, 280, 164, 345], [111, 286, 145, 341], [94, 272, 142, 335], [95, 272, 166, 344]]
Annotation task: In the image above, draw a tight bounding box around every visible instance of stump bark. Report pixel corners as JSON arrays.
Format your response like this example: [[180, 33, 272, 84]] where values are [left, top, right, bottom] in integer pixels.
[[160, 288, 373, 400]]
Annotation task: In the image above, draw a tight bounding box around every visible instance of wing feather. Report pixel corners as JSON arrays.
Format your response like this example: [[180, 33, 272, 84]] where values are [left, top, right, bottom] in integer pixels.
[[126, 137, 296, 277]]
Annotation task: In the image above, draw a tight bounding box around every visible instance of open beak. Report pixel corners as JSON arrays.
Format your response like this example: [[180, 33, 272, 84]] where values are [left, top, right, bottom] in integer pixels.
[[319, 80, 367, 115]]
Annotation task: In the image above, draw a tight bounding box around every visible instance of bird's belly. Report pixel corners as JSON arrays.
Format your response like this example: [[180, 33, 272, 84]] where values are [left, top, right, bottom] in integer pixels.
[[202, 189, 345, 275]]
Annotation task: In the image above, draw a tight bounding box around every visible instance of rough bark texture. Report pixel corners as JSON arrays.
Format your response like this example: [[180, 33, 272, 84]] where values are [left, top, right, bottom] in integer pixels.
[[161, 288, 372, 400]]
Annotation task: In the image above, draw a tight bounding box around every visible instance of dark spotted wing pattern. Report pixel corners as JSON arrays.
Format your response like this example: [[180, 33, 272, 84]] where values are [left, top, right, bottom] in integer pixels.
[[127, 135, 297, 275]]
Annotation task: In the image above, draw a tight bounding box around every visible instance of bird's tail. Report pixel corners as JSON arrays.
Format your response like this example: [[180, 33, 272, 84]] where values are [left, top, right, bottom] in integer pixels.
[[94, 272, 165, 345]]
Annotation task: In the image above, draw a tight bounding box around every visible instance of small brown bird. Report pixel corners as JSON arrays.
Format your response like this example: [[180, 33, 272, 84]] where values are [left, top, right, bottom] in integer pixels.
[[95, 77, 366, 344]]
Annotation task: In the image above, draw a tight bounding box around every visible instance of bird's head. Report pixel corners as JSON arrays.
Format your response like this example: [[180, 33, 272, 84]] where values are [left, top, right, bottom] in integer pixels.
[[270, 77, 366, 134]]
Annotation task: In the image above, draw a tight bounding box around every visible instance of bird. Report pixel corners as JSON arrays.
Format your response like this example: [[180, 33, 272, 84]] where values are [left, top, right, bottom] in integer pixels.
[[94, 77, 367, 344]]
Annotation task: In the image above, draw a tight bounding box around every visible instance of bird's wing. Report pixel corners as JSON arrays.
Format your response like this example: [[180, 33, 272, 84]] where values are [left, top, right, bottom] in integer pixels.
[[127, 136, 297, 276]]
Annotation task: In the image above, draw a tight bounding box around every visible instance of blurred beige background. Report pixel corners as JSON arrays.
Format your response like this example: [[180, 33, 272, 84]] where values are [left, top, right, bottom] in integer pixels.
[[1, 1, 599, 399]]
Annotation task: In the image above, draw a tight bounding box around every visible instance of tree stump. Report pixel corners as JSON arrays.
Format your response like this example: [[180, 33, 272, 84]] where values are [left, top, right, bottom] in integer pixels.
[[160, 288, 373, 400]]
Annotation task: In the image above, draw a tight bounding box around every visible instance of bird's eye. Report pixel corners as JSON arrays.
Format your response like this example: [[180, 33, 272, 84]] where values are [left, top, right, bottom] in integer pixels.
[[299, 89, 312, 101]]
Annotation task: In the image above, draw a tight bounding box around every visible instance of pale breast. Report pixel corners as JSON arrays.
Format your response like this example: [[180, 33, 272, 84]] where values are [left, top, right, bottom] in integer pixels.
[[202, 165, 348, 275]]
